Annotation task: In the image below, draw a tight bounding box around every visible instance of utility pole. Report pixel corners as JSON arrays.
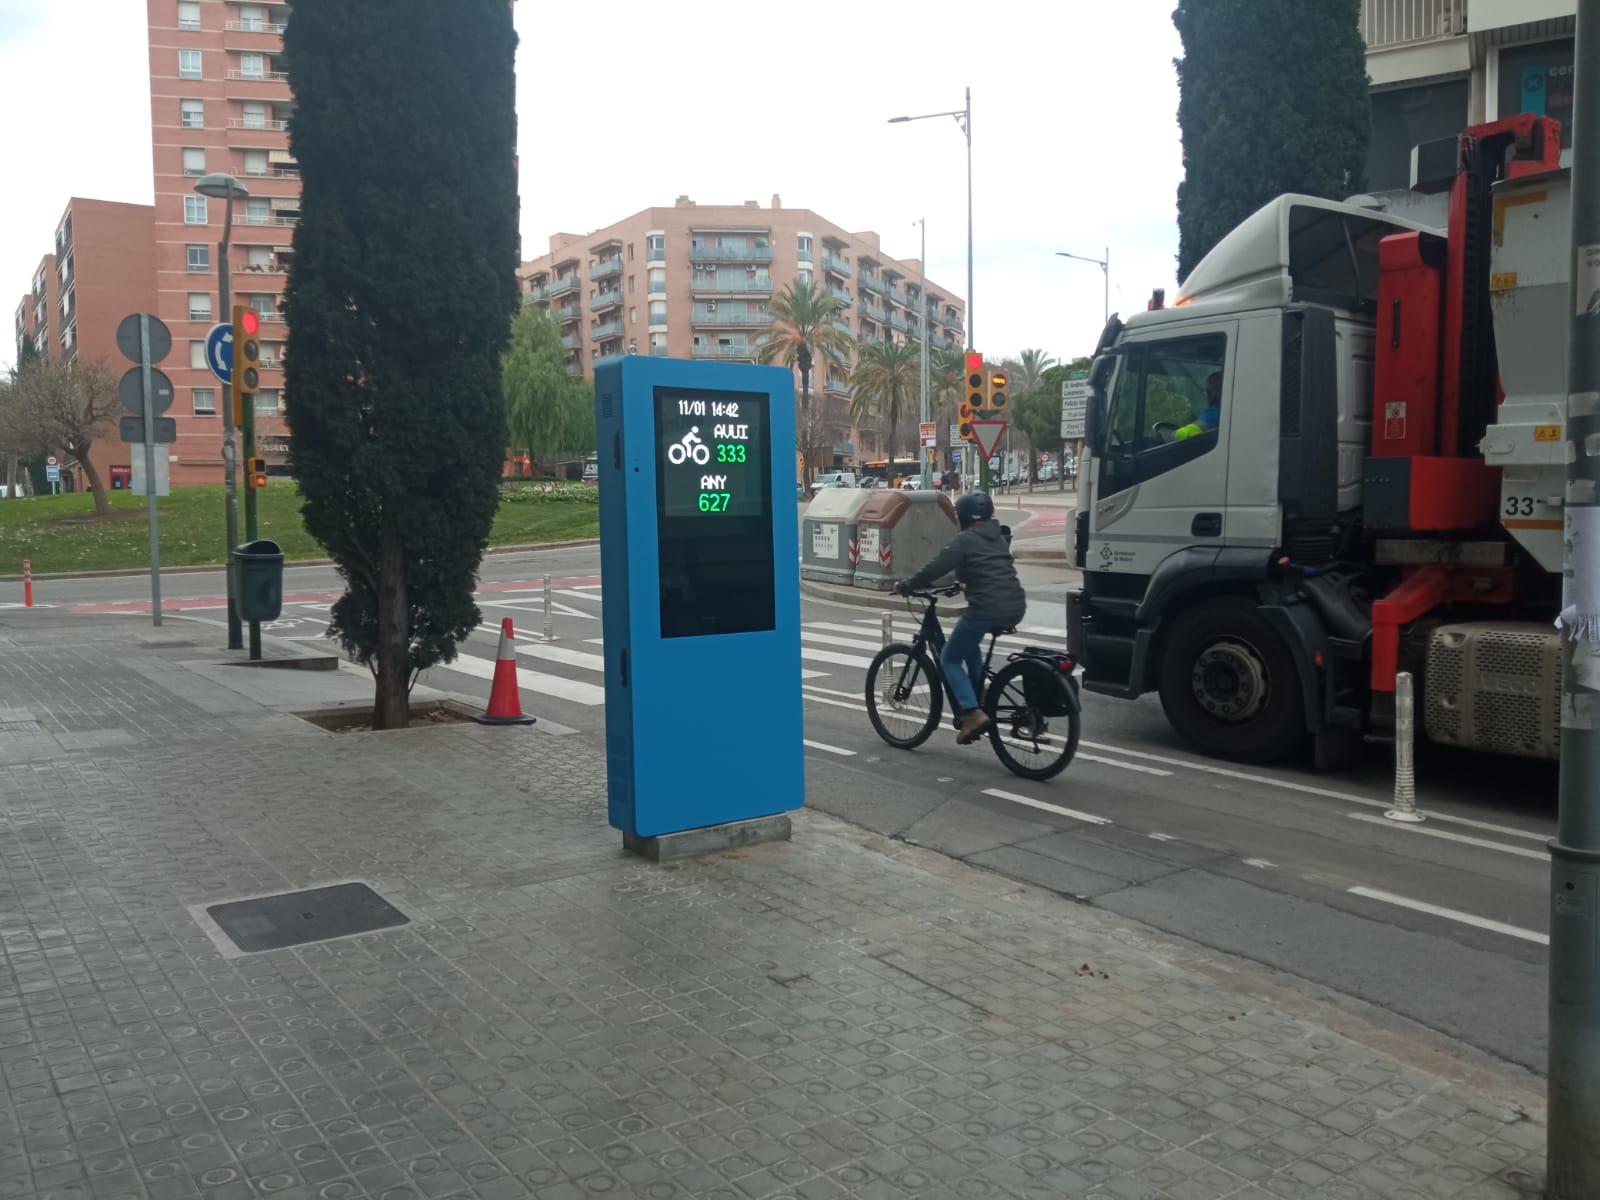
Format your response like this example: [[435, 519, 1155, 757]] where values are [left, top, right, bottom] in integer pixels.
[[918, 218, 931, 490], [1549, 1, 1600, 1195]]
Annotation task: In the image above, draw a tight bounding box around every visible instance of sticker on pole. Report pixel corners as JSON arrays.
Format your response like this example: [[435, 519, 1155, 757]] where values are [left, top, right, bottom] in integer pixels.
[[1580, 244, 1600, 317], [206, 322, 233, 385], [970, 419, 1007, 460]]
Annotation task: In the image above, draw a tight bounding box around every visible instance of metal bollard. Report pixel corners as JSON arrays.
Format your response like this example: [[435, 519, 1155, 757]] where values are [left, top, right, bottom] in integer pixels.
[[22, 559, 31, 609], [1385, 671, 1424, 823], [542, 573, 555, 643], [881, 612, 892, 648]]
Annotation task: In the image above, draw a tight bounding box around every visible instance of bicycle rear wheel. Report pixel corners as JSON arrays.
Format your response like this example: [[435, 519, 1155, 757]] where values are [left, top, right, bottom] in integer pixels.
[[865, 644, 943, 750], [984, 659, 1081, 780]]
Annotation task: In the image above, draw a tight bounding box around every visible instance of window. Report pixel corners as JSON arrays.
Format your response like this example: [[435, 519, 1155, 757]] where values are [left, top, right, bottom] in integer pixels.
[[245, 198, 269, 224], [190, 341, 207, 369], [648, 299, 667, 324], [650, 332, 668, 351], [248, 246, 272, 270], [182, 146, 206, 176], [1497, 39, 1576, 150], [180, 99, 204, 129], [255, 389, 280, 415], [193, 387, 217, 415], [179, 49, 202, 79], [628, 275, 635, 293], [1367, 80, 1469, 191], [647, 234, 666, 260], [629, 306, 637, 326], [188, 293, 212, 321], [187, 244, 209, 273], [184, 195, 208, 225], [797, 268, 812, 287], [648, 267, 666, 294], [797, 235, 813, 261], [240, 53, 265, 81], [243, 102, 267, 129], [1100, 333, 1227, 496], [239, 3, 264, 30], [627, 243, 635, 261], [250, 294, 275, 317], [177, 1, 200, 29], [241, 149, 266, 176]]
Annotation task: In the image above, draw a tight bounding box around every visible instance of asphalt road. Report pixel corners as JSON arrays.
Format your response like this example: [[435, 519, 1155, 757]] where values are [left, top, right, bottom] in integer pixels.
[[34, 526, 1555, 1079]]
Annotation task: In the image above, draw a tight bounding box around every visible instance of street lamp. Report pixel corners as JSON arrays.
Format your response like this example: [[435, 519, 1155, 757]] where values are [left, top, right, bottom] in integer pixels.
[[1056, 248, 1110, 326], [194, 172, 249, 651], [889, 87, 973, 351], [915, 218, 931, 490]]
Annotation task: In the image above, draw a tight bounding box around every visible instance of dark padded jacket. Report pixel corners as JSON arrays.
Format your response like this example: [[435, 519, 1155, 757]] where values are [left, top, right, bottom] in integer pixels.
[[902, 519, 1026, 624]]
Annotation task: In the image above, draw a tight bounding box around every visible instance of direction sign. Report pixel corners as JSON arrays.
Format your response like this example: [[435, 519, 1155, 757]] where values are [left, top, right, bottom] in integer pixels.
[[120, 416, 178, 445], [970, 419, 1007, 460], [206, 322, 233, 385], [1061, 371, 1089, 439], [120, 367, 174, 417], [116, 313, 171, 365], [919, 421, 937, 448]]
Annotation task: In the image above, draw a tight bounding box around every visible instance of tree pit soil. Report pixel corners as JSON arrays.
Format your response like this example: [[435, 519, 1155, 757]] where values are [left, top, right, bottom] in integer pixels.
[[293, 699, 482, 734]]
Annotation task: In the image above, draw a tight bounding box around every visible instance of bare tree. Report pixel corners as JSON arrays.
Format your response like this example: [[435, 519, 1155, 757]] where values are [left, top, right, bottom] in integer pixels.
[[4, 359, 121, 514]]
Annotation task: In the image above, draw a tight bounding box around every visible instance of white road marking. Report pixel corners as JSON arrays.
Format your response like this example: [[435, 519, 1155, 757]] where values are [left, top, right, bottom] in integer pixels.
[[1345, 811, 1547, 861], [517, 643, 606, 673], [1149, 832, 1177, 842], [1078, 738, 1550, 844], [802, 693, 864, 714], [983, 788, 1111, 825], [1347, 886, 1548, 945], [427, 649, 607, 706], [1240, 858, 1275, 870], [803, 647, 876, 669], [804, 683, 874, 701], [809, 621, 899, 638], [1077, 752, 1173, 777], [804, 739, 857, 757], [801, 631, 889, 652]]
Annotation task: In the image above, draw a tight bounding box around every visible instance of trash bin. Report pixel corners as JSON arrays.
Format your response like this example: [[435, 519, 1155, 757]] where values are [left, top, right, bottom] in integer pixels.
[[853, 490, 959, 591], [232, 539, 284, 622], [800, 487, 873, 586]]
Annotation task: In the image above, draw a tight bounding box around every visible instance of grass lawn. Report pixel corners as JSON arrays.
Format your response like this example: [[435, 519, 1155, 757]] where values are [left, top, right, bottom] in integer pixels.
[[0, 484, 600, 575]]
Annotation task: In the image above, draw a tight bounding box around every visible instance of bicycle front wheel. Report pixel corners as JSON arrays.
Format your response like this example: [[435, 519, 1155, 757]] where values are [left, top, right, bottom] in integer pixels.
[[984, 659, 1081, 780], [865, 644, 943, 750]]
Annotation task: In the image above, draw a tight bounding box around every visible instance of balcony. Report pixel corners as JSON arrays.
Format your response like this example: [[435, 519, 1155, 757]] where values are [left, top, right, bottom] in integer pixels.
[[888, 286, 907, 305], [555, 303, 581, 322], [545, 277, 580, 299], [825, 380, 850, 396], [823, 253, 852, 277], [828, 285, 853, 307], [647, 246, 666, 261], [692, 343, 756, 359], [237, 212, 299, 227], [591, 320, 624, 340], [689, 243, 773, 263], [228, 118, 290, 131], [650, 345, 669, 356], [797, 247, 813, 263], [888, 313, 911, 333], [588, 258, 622, 281], [860, 273, 885, 295], [692, 308, 769, 326], [241, 167, 299, 179], [1360, 0, 1465, 49], [562, 333, 581, 350], [690, 275, 773, 295], [647, 278, 666, 294], [226, 69, 290, 84], [590, 290, 623, 313], [225, 19, 286, 34]]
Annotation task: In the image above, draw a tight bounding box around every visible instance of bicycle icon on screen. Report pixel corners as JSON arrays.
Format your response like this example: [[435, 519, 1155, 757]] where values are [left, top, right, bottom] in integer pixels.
[[668, 426, 711, 466]]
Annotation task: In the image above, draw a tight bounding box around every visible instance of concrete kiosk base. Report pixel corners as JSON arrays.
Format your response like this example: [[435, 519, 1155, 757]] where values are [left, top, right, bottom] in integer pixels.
[[623, 813, 793, 862]]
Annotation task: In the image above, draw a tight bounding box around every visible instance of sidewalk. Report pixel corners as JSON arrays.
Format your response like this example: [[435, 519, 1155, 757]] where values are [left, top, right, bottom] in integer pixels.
[[0, 609, 1545, 1199]]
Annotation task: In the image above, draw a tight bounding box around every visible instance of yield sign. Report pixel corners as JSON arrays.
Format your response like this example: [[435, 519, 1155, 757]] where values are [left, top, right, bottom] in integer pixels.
[[970, 419, 1007, 460]]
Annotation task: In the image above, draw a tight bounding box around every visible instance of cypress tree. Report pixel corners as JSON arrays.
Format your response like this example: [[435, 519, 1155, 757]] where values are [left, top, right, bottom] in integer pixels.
[[1173, 0, 1371, 281], [281, 0, 520, 728]]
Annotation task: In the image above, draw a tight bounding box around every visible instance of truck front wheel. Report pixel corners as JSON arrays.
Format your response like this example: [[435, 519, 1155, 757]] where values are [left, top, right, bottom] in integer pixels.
[[1157, 597, 1306, 763]]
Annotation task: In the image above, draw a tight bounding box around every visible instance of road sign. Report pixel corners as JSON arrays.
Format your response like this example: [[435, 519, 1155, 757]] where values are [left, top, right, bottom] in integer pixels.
[[119, 366, 173, 416], [45, 465, 60, 483], [45, 455, 57, 467], [120, 416, 178, 444], [951, 448, 962, 464], [131, 450, 170, 497], [1061, 371, 1089, 439], [970, 419, 1007, 460], [919, 421, 937, 448], [116, 313, 170, 365], [949, 423, 961, 446], [206, 322, 233, 385]]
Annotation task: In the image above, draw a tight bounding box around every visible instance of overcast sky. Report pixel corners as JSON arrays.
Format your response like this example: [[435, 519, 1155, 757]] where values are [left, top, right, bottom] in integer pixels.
[[0, 0, 1184, 375]]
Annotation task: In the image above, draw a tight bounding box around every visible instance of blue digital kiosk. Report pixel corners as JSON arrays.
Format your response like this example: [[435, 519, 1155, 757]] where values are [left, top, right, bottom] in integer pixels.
[[595, 356, 804, 855]]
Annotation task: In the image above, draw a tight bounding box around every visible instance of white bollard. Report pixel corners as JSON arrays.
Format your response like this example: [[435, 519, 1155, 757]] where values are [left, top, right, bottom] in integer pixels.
[[1385, 671, 1424, 823], [542, 573, 555, 643], [881, 612, 892, 648]]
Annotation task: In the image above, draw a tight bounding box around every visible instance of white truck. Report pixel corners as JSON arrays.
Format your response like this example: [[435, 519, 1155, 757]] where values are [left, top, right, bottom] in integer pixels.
[[1068, 115, 1572, 767]]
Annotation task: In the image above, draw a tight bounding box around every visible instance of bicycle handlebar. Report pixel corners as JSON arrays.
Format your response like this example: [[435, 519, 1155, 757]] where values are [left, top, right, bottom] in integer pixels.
[[899, 584, 963, 600]]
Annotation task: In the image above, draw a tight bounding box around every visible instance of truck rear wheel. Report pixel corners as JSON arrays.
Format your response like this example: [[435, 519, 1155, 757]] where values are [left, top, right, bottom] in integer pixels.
[[1157, 596, 1306, 763]]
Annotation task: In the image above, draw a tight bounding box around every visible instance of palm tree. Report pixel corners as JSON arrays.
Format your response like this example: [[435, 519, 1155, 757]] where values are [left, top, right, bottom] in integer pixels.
[[849, 338, 921, 466], [1015, 347, 1058, 393], [757, 280, 854, 482], [930, 345, 968, 470]]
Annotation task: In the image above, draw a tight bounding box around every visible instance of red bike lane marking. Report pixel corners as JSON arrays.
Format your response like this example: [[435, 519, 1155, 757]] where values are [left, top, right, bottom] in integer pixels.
[[68, 574, 604, 615]]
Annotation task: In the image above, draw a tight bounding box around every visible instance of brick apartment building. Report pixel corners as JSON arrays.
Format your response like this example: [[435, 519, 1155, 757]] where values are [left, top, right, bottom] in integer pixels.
[[517, 197, 967, 469]]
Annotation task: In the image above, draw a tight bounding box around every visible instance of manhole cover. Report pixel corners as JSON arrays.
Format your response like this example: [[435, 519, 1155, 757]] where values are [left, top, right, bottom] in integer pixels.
[[205, 882, 409, 953]]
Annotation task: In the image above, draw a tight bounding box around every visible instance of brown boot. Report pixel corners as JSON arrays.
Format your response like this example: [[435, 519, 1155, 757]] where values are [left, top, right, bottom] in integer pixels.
[[956, 710, 993, 745]]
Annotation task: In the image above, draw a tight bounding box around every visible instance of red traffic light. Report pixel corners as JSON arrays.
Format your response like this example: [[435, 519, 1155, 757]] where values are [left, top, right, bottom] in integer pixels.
[[964, 350, 983, 373], [239, 310, 260, 335]]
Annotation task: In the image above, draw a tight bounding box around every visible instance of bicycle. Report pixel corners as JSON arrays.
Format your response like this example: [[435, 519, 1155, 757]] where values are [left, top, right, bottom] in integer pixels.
[[863, 585, 1082, 780]]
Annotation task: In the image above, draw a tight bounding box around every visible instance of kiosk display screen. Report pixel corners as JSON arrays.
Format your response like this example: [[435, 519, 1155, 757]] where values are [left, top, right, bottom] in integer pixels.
[[654, 388, 775, 638]]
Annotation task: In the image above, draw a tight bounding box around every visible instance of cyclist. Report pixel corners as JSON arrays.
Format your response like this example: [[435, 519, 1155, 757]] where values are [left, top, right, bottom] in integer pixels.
[[893, 491, 1026, 744]]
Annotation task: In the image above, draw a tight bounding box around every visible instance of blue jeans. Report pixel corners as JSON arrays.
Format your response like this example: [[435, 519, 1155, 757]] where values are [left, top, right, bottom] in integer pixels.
[[942, 615, 999, 714]]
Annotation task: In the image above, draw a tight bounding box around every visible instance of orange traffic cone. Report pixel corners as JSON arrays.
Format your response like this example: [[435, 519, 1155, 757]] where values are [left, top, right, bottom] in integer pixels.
[[475, 618, 536, 725]]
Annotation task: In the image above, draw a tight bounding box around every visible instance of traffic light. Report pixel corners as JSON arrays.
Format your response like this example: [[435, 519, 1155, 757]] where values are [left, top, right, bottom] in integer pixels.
[[988, 369, 1008, 412], [231, 306, 262, 426], [246, 457, 268, 489], [965, 350, 986, 427]]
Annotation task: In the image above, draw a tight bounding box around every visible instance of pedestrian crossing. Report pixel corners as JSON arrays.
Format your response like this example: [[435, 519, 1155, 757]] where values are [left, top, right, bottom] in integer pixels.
[[272, 583, 1070, 728]]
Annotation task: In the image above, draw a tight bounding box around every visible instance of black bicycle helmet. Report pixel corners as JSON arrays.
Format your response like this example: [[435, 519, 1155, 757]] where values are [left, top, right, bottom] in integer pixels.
[[954, 491, 994, 530]]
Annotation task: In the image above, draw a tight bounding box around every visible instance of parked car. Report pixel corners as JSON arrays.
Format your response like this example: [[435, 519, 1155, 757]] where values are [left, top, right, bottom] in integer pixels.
[[1038, 464, 1059, 482], [812, 471, 858, 490]]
